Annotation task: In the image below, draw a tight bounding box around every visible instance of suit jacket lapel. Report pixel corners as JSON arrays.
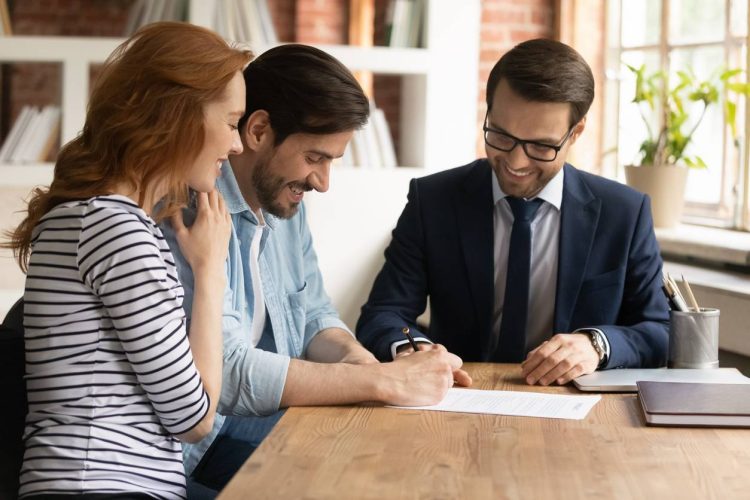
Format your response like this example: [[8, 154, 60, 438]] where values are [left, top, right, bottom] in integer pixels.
[[455, 160, 494, 360], [555, 164, 601, 333]]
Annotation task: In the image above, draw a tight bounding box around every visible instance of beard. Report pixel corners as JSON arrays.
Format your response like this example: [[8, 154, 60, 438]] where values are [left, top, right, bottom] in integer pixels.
[[251, 155, 311, 219]]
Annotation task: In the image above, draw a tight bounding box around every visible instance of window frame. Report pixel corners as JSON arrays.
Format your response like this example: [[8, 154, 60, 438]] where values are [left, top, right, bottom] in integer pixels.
[[605, 0, 750, 230]]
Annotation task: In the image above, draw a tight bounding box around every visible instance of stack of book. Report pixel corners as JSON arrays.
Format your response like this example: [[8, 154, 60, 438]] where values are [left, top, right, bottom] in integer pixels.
[[214, 0, 277, 47], [0, 105, 61, 164], [637, 380, 750, 428], [124, 0, 189, 36], [344, 106, 398, 168]]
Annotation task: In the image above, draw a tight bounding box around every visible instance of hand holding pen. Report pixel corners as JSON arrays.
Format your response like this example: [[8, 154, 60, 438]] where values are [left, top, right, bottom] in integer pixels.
[[400, 326, 473, 387], [402, 327, 421, 352]]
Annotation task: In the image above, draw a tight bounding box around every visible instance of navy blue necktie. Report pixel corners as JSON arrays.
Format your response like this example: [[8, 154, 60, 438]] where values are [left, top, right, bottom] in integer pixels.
[[494, 197, 543, 362]]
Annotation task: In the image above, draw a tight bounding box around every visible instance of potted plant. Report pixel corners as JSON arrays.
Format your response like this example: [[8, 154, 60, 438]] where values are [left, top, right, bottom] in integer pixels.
[[623, 63, 749, 228]]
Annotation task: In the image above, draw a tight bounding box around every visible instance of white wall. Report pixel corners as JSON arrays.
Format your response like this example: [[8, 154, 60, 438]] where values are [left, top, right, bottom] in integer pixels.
[[304, 167, 425, 330], [0, 168, 425, 329]]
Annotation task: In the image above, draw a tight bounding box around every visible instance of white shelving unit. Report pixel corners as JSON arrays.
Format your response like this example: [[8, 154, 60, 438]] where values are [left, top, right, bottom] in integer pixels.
[[0, 0, 481, 325], [0, 0, 480, 177], [0, 36, 122, 143]]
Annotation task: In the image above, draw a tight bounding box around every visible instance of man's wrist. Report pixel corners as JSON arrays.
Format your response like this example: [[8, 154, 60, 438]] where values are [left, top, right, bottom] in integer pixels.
[[391, 337, 433, 359], [574, 328, 610, 367]]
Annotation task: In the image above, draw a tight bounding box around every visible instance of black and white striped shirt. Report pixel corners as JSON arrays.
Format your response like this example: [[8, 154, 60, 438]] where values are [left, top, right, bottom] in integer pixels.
[[19, 195, 209, 499]]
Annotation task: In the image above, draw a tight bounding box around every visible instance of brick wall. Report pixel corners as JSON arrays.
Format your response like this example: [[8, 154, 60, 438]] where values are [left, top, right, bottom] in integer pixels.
[[291, 0, 403, 159], [268, 0, 295, 42], [3, 0, 596, 167], [3, 0, 130, 137], [477, 0, 555, 156], [295, 0, 347, 44]]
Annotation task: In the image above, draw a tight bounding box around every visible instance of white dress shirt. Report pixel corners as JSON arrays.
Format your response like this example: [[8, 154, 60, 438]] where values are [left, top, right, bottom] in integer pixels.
[[248, 209, 267, 347], [492, 168, 563, 353]]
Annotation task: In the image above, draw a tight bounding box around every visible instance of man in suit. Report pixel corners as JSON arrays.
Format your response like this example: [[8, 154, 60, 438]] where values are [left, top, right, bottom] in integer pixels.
[[357, 38, 669, 386]]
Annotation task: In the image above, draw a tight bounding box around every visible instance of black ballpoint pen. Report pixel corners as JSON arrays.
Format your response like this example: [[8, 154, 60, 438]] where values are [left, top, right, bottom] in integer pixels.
[[402, 327, 420, 352], [661, 285, 679, 311]]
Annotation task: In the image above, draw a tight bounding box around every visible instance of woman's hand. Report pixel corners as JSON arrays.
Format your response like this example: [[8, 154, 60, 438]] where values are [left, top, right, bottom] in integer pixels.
[[171, 190, 231, 278]]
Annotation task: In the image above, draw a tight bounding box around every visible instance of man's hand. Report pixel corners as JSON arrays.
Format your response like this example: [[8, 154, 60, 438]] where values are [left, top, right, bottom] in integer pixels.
[[520, 333, 599, 386], [281, 344, 470, 409], [394, 343, 473, 389]]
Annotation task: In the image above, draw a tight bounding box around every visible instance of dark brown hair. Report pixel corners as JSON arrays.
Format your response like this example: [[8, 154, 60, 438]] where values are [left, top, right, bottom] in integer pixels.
[[4, 22, 252, 272], [486, 38, 594, 126], [239, 43, 370, 145]]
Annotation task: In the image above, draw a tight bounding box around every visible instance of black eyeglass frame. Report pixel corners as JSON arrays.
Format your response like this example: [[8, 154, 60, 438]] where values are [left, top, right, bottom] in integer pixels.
[[482, 113, 576, 162]]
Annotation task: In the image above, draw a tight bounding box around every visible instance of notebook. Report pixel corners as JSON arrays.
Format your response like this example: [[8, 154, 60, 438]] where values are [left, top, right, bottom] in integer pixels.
[[637, 381, 750, 427], [572, 367, 750, 392]]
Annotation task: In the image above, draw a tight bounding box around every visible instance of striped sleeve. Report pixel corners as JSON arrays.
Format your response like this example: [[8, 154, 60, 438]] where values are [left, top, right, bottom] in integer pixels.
[[76, 203, 209, 435]]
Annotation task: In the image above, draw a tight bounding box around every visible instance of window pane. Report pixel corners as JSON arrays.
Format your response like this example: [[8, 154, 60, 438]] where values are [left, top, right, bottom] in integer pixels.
[[617, 51, 661, 167], [671, 47, 726, 204], [621, 0, 662, 47], [731, 0, 747, 36], [669, 0, 725, 44]]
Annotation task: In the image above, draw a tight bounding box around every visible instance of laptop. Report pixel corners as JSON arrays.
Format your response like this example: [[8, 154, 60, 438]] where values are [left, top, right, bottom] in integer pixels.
[[572, 367, 750, 392]]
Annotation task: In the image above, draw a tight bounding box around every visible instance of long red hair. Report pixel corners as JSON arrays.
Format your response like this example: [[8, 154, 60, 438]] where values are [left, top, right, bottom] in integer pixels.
[[3, 22, 252, 272]]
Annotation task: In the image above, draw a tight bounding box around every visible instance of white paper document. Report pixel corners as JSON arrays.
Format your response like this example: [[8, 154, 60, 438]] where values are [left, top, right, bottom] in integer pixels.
[[391, 388, 601, 420]]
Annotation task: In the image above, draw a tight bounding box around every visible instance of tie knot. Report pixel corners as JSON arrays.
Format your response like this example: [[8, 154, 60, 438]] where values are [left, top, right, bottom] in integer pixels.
[[506, 197, 543, 222]]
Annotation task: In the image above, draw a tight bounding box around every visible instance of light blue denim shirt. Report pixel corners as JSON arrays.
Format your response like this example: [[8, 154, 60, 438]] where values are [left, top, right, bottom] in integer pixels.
[[160, 162, 351, 473]]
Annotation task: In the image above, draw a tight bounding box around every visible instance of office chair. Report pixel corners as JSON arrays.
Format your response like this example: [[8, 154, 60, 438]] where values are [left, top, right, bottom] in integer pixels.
[[0, 298, 25, 500]]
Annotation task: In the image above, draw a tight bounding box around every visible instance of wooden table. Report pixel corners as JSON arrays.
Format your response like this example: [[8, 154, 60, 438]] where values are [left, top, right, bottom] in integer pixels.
[[218, 363, 750, 499]]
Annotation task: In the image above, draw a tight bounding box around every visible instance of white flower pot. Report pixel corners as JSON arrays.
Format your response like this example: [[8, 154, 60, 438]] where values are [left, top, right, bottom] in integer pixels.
[[624, 164, 688, 229]]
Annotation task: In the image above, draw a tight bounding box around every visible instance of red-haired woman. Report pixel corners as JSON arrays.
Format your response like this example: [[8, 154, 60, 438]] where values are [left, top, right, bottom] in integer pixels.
[[3, 22, 252, 499]]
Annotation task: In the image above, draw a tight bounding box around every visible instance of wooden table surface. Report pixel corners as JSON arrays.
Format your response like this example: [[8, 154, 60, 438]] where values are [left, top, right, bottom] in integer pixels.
[[218, 363, 750, 499]]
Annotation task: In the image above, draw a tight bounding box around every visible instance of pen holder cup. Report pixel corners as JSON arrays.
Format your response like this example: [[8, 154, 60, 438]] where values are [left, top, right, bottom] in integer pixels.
[[668, 308, 720, 369]]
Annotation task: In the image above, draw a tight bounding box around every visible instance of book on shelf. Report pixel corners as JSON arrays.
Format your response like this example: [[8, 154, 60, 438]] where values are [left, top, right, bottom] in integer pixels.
[[0, 0, 11, 36], [0, 106, 32, 162], [385, 0, 423, 48], [371, 107, 397, 168], [214, 0, 277, 47], [255, 0, 278, 44], [637, 380, 750, 428], [0, 105, 61, 164], [346, 105, 397, 168], [406, 0, 424, 48], [10, 107, 40, 163], [124, 0, 188, 36], [27, 106, 60, 163], [236, 0, 262, 46], [362, 114, 383, 169], [350, 128, 370, 168]]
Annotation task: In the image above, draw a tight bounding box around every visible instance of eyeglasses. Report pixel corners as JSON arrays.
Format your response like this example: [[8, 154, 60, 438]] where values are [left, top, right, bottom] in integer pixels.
[[483, 114, 575, 162]]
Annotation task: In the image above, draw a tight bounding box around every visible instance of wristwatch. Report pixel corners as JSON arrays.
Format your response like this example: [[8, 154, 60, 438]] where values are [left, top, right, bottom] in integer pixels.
[[579, 328, 607, 367]]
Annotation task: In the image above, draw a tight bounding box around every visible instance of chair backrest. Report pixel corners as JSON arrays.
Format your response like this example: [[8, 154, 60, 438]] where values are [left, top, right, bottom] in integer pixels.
[[0, 298, 25, 500]]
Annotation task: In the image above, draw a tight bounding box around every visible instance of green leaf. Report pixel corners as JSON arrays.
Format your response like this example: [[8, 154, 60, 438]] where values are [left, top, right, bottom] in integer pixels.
[[727, 82, 750, 95], [726, 100, 738, 138], [720, 68, 743, 81]]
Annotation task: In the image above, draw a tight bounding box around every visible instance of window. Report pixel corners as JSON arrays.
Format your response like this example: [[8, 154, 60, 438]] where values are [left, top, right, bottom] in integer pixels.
[[604, 0, 749, 229]]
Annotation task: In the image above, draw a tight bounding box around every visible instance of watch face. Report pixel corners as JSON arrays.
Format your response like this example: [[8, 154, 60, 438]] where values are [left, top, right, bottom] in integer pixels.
[[590, 331, 604, 359]]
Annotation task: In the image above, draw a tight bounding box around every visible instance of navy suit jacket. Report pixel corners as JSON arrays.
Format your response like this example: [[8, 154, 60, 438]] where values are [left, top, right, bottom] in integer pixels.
[[356, 160, 669, 368]]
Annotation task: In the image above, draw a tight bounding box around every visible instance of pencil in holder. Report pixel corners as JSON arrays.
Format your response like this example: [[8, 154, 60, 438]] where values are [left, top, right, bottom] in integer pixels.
[[668, 308, 720, 369]]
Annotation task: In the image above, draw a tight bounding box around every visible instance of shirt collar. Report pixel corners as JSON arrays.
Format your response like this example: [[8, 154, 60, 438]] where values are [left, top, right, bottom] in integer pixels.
[[217, 159, 277, 229], [491, 163, 565, 211]]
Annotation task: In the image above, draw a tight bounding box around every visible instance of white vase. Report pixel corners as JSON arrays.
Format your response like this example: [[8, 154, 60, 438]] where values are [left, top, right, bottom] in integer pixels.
[[624, 164, 688, 229]]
